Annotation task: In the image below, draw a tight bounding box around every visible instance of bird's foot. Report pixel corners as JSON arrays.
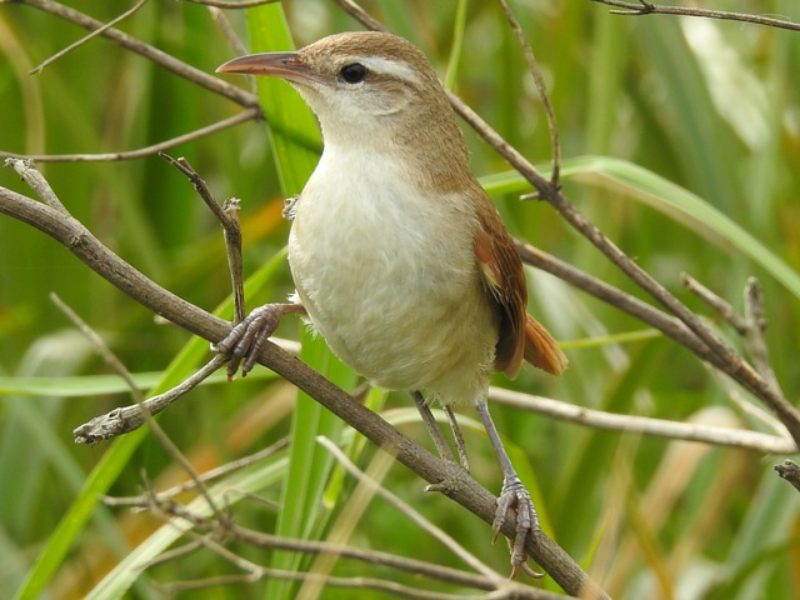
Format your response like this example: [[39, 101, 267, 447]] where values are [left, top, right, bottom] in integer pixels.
[[214, 304, 293, 378], [493, 475, 543, 579]]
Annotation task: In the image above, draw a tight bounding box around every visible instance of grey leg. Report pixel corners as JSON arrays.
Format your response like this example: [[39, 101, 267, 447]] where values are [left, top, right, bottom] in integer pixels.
[[474, 401, 540, 576], [442, 405, 470, 472], [412, 391, 455, 463]]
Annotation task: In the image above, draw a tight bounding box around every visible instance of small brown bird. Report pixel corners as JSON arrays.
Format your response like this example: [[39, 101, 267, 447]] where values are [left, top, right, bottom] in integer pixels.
[[217, 31, 567, 573]]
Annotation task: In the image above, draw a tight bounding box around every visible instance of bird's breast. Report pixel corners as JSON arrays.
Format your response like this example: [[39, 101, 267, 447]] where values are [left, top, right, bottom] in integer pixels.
[[287, 148, 497, 397]]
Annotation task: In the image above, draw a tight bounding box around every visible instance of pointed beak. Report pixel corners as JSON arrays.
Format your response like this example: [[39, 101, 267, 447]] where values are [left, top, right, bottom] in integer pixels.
[[216, 52, 313, 85]]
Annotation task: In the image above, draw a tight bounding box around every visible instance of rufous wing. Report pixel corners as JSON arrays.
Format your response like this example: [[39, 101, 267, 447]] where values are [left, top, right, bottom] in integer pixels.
[[474, 189, 567, 378]]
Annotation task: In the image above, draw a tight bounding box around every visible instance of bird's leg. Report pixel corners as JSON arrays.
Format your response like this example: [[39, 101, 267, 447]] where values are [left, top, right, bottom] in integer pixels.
[[442, 405, 470, 472], [214, 303, 305, 378], [412, 391, 456, 463], [474, 401, 540, 577]]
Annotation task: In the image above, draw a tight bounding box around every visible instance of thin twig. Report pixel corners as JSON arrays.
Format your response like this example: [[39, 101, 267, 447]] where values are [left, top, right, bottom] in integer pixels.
[[4, 158, 68, 214], [146, 497, 520, 594], [682, 273, 749, 335], [49, 294, 225, 524], [183, 0, 280, 7], [30, 0, 150, 74], [102, 438, 290, 507], [775, 460, 800, 493], [207, 6, 249, 57], [73, 355, 228, 443], [496, 0, 561, 185], [589, 0, 800, 33], [161, 154, 246, 323], [488, 387, 796, 454], [330, 0, 388, 31], [15, 0, 256, 107], [743, 278, 782, 398], [317, 437, 506, 584], [0, 109, 259, 162], [517, 242, 713, 360]]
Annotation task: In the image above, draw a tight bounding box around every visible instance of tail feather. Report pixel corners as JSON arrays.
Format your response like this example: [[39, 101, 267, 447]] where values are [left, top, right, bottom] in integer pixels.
[[523, 313, 568, 375]]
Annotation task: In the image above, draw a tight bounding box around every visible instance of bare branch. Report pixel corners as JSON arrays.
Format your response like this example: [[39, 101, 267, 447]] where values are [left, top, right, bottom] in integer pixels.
[[15, 0, 256, 108], [4, 158, 68, 214], [142, 484, 570, 599], [743, 278, 782, 397], [73, 355, 228, 444], [30, 0, 150, 75], [0, 109, 259, 162], [182, 0, 281, 7], [103, 438, 289, 507], [489, 387, 796, 455], [317, 437, 505, 584], [161, 154, 246, 323], [50, 293, 225, 523], [589, 0, 800, 33], [496, 0, 561, 185], [682, 273, 749, 335], [775, 460, 800, 493]]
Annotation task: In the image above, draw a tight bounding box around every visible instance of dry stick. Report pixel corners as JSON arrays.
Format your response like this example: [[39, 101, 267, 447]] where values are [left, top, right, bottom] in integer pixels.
[[207, 5, 249, 58], [161, 154, 246, 323], [103, 438, 290, 507], [5, 158, 68, 214], [153, 497, 567, 599], [0, 182, 606, 599], [0, 109, 259, 162], [29, 0, 150, 74], [682, 273, 749, 335], [73, 355, 228, 443], [48, 293, 226, 525], [14, 0, 254, 106], [682, 274, 789, 410], [743, 278, 782, 398], [496, 0, 561, 186], [317, 437, 504, 584], [489, 387, 795, 454], [775, 460, 800, 493], [151, 498, 511, 599], [589, 0, 800, 33], [183, 0, 282, 7]]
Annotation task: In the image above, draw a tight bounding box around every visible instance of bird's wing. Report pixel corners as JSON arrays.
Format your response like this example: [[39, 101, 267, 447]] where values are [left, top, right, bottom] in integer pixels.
[[474, 194, 567, 377]]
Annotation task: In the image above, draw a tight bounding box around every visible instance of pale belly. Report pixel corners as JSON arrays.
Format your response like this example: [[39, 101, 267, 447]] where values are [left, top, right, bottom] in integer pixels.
[[287, 164, 498, 404]]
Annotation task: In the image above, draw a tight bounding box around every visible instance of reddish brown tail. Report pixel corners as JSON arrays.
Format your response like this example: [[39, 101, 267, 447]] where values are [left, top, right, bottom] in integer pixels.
[[523, 313, 568, 375]]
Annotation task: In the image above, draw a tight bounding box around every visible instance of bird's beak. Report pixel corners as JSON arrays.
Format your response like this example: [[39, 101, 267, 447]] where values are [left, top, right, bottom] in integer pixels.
[[216, 52, 313, 85]]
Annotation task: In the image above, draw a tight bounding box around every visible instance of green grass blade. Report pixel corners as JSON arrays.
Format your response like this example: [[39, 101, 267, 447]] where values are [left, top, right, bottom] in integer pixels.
[[12, 337, 209, 600], [444, 0, 468, 90]]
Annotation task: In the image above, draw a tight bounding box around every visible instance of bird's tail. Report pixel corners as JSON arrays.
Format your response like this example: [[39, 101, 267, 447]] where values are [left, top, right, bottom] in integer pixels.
[[523, 313, 568, 375]]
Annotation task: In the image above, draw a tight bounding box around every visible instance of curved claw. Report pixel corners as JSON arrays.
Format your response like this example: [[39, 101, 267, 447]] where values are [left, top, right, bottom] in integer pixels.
[[493, 476, 542, 578], [214, 304, 297, 378]]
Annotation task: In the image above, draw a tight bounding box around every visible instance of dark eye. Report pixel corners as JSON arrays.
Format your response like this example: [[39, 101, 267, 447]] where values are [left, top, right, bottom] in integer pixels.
[[340, 63, 367, 84]]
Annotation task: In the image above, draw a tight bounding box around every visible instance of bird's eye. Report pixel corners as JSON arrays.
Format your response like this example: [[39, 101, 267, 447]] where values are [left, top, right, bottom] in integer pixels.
[[339, 63, 367, 84]]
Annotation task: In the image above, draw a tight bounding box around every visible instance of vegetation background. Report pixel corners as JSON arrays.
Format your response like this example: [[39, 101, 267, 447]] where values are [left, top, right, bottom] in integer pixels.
[[1, 0, 799, 598]]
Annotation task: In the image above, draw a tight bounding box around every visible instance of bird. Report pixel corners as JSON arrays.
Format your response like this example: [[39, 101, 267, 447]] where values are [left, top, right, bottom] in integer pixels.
[[216, 31, 567, 574]]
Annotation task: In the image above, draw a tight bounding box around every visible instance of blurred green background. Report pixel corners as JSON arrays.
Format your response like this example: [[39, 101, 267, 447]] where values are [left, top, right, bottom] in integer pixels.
[[1, 1, 799, 598]]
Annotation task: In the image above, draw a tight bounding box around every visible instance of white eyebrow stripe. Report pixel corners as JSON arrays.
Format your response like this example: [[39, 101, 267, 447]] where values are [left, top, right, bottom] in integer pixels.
[[358, 56, 423, 86]]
